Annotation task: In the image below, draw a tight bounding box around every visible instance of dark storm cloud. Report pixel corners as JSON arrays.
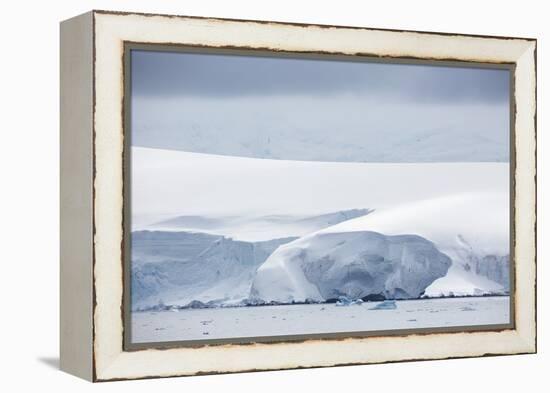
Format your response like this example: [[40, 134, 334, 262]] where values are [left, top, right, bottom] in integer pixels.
[[131, 49, 510, 103]]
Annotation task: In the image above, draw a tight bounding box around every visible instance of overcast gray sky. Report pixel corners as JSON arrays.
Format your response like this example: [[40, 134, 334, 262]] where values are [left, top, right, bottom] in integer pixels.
[[131, 49, 510, 163]]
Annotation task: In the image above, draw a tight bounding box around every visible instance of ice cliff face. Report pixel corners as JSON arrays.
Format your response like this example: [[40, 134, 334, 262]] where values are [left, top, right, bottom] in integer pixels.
[[423, 250, 509, 297], [131, 209, 378, 309], [131, 231, 296, 309], [250, 231, 452, 303], [473, 255, 509, 290]]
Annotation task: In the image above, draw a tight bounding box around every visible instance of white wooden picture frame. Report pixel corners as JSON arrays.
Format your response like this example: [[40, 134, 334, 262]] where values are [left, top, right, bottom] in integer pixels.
[[60, 10, 536, 381]]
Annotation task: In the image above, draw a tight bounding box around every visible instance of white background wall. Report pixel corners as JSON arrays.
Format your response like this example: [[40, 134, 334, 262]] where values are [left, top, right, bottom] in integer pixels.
[[0, 0, 545, 391]]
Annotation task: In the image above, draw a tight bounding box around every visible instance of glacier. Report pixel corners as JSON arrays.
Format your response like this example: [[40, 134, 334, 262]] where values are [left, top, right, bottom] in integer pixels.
[[132, 193, 510, 308], [250, 192, 509, 303], [130, 147, 510, 309], [131, 231, 296, 309], [131, 209, 373, 309]]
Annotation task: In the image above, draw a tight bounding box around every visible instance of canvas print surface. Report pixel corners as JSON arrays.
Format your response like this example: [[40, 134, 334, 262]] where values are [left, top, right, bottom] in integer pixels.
[[128, 49, 511, 345]]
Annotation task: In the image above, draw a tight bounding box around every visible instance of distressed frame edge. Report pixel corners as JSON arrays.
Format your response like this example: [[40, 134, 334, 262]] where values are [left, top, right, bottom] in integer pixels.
[[90, 11, 537, 381], [511, 40, 537, 354], [91, 8, 538, 42]]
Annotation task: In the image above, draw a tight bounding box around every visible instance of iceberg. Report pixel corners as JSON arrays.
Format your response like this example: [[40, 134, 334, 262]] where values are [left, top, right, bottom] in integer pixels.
[[335, 296, 364, 307], [369, 300, 397, 310]]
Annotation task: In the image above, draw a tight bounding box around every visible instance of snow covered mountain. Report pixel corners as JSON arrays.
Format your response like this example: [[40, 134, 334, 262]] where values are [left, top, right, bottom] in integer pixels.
[[133, 93, 509, 163], [250, 192, 509, 303]]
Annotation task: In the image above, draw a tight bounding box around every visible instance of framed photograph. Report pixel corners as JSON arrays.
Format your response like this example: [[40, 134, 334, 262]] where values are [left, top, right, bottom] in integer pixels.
[[60, 10, 537, 381]]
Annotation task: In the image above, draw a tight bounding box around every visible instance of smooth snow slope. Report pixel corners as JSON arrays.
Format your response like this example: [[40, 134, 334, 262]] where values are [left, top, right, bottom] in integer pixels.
[[322, 193, 508, 256], [322, 192, 510, 296], [132, 146, 508, 227]]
